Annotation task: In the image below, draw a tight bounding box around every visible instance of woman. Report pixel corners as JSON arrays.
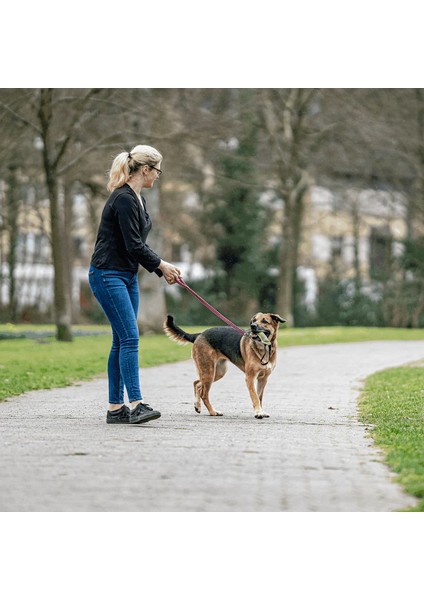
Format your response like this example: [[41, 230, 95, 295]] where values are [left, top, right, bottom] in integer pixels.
[[89, 145, 181, 425]]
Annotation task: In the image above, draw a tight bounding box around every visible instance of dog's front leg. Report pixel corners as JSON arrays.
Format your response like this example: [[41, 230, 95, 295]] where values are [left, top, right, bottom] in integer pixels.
[[246, 373, 268, 419], [256, 372, 270, 414]]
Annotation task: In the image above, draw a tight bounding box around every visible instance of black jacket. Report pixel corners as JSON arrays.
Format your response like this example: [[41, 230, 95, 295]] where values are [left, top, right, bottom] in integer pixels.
[[90, 184, 162, 276]]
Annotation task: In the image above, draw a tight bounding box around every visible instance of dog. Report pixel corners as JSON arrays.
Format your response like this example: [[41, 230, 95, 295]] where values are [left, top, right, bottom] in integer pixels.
[[163, 312, 286, 419]]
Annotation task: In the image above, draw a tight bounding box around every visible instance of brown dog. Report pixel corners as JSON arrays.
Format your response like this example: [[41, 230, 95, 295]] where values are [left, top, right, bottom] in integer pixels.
[[163, 312, 286, 418]]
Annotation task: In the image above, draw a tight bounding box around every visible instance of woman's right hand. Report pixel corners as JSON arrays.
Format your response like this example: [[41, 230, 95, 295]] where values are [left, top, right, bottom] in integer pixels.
[[159, 260, 182, 285]]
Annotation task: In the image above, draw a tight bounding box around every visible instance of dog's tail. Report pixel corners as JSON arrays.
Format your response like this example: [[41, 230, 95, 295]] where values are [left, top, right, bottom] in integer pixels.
[[163, 314, 200, 345]]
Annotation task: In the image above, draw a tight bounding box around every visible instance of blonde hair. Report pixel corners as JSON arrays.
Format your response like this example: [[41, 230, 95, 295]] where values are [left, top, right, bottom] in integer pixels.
[[107, 144, 163, 192]]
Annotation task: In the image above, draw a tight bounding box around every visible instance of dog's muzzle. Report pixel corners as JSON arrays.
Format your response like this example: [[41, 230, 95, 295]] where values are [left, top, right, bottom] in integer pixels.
[[250, 324, 272, 346], [250, 325, 272, 348], [250, 323, 269, 335]]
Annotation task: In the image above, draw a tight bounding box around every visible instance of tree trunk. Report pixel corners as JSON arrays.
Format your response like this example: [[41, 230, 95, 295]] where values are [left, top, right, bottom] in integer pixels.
[[351, 195, 362, 296], [261, 89, 314, 326], [6, 164, 19, 322], [46, 172, 73, 341], [38, 89, 73, 341], [277, 184, 308, 326], [277, 200, 295, 326], [64, 180, 78, 322], [137, 185, 166, 334]]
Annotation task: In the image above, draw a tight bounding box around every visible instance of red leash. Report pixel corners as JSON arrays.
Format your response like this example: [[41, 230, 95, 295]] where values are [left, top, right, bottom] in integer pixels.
[[176, 277, 246, 335]]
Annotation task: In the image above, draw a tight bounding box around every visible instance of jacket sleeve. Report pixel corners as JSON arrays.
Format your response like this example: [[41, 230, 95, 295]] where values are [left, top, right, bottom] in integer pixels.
[[113, 193, 162, 273]]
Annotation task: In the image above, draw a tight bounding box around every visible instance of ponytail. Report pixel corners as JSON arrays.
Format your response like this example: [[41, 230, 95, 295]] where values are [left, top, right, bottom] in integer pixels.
[[107, 152, 131, 192]]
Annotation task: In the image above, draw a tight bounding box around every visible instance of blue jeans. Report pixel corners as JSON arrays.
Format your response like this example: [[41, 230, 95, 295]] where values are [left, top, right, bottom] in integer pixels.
[[88, 265, 142, 405]]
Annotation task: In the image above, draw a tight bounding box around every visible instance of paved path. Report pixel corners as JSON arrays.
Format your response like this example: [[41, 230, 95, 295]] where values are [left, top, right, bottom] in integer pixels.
[[1, 341, 423, 511]]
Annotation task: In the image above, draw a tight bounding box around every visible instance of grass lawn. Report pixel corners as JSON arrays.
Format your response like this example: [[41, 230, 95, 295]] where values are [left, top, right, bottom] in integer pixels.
[[2, 325, 424, 402], [359, 366, 424, 511], [0, 333, 191, 401]]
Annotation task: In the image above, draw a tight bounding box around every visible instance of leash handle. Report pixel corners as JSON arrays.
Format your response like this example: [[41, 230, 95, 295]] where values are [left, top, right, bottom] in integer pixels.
[[176, 277, 246, 335]]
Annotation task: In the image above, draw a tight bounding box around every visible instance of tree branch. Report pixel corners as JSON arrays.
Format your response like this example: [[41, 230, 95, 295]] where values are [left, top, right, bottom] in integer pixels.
[[52, 89, 106, 171], [57, 132, 129, 175], [0, 100, 41, 134]]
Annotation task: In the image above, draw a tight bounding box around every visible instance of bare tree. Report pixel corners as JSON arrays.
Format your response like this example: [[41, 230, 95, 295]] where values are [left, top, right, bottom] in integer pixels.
[[260, 89, 318, 325], [0, 94, 36, 321], [0, 88, 122, 339]]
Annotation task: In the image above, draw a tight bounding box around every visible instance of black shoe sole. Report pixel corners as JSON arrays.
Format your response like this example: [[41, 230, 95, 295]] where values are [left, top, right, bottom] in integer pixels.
[[129, 411, 161, 425]]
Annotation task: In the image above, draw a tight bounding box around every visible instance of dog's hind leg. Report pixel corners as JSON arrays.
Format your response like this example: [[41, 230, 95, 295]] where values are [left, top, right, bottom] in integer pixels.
[[193, 374, 220, 415], [202, 358, 228, 416], [193, 359, 227, 413], [192, 342, 223, 416], [193, 379, 202, 413], [192, 341, 207, 414], [199, 378, 223, 416]]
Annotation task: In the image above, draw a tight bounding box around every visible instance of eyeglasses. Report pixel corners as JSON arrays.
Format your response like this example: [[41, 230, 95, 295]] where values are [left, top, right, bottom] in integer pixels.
[[143, 164, 162, 175]]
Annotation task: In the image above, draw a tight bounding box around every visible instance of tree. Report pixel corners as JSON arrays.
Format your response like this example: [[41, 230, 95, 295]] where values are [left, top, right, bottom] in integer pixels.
[[0, 92, 39, 321], [260, 89, 319, 325], [202, 105, 266, 321], [0, 88, 121, 339]]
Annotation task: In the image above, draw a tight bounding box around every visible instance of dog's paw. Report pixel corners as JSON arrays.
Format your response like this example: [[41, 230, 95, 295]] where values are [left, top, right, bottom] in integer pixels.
[[211, 410, 223, 416], [255, 412, 269, 419], [194, 403, 201, 414]]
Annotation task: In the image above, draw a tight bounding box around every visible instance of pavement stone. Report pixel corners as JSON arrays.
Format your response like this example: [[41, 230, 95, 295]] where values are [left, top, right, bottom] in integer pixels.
[[1, 340, 424, 511]]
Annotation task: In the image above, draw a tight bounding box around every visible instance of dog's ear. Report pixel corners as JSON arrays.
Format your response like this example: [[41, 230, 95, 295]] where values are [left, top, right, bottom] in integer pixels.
[[271, 314, 287, 324]]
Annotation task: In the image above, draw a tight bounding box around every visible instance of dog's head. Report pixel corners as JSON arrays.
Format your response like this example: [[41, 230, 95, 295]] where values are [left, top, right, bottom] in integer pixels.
[[249, 312, 287, 342]]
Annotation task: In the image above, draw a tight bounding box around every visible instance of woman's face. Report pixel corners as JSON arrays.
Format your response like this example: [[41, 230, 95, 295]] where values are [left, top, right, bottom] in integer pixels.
[[143, 162, 162, 188]]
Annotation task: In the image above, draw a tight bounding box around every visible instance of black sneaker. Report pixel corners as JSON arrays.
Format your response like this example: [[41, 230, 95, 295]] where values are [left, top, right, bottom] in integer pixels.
[[106, 404, 130, 424], [129, 402, 161, 424]]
